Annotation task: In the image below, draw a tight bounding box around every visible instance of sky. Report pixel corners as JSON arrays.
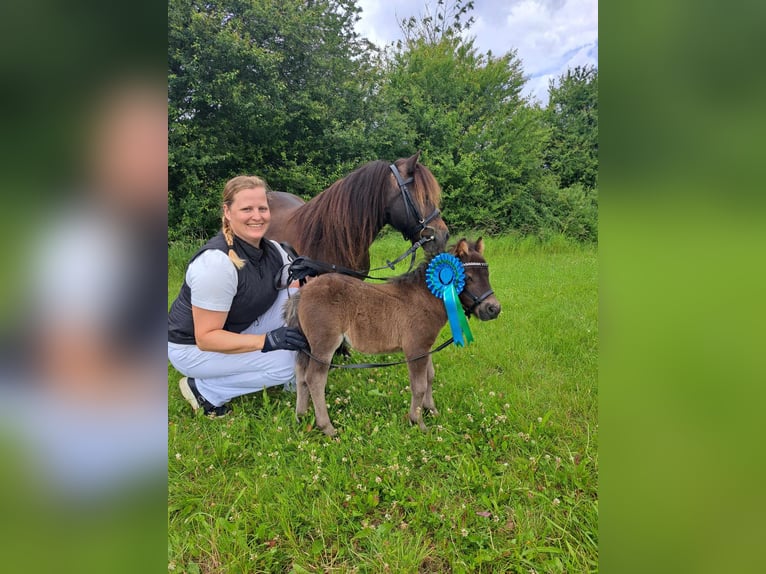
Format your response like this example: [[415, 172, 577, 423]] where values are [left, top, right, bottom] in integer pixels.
[[354, 0, 598, 105]]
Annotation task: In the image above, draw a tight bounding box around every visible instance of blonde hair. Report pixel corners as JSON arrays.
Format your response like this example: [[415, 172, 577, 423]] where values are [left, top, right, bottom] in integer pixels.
[[221, 175, 269, 270]]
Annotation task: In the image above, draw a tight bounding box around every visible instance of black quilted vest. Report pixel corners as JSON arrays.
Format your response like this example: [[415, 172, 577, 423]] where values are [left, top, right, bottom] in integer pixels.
[[168, 232, 285, 345]]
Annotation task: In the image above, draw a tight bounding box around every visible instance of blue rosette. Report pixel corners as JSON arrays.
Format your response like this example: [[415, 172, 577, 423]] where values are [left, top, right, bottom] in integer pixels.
[[426, 254, 474, 347]]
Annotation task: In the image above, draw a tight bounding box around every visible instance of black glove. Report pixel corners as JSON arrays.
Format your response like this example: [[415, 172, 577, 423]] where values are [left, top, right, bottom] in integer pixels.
[[261, 326, 309, 353]]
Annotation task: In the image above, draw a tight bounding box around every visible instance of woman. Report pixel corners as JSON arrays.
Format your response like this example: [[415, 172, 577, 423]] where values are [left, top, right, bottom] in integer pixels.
[[168, 176, 308, 417]]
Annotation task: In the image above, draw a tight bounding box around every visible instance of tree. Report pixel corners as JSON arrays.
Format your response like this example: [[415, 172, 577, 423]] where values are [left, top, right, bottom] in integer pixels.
[[398, 0, 475, 46], [544, 65, 598, 190], [168, 0, 379, 239], [376, 2, 548, 232]]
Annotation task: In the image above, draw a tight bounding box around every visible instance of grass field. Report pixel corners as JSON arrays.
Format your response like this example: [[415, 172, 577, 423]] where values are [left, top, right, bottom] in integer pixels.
[[168, 233, 598, 573]]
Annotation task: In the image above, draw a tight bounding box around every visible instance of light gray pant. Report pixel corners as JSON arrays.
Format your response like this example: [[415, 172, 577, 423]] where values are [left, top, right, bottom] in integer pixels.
[[168, 288, 297, 407]]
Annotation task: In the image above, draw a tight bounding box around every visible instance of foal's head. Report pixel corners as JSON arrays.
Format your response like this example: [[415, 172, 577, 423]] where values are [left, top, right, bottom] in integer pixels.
[[453, 238, 502, 321]]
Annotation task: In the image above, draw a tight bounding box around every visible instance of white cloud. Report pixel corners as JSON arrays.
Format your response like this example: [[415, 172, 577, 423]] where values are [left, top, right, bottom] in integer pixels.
[[355, 0, 598, 105], [355, 0, 413, 48], [501, 0, 597, 71]]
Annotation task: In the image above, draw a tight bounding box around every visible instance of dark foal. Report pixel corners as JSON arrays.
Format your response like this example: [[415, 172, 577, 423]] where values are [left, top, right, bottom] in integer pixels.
[[284, 239, 501, 436]]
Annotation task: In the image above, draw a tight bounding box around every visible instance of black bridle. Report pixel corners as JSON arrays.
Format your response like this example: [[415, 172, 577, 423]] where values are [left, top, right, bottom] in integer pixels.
[[389, 164, 442, 243], [461, 262, 495, 316]]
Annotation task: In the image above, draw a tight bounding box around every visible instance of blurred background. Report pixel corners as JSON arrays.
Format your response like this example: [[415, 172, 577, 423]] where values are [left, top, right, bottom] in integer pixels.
[[601, 2, 766, 572], [0, 1, 166, 572]]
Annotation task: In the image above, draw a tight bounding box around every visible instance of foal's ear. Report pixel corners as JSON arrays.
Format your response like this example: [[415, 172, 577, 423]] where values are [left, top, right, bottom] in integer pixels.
[[476, 237, 484, 255], [405, 150, 421, 174], [455, 238, 469, 257]]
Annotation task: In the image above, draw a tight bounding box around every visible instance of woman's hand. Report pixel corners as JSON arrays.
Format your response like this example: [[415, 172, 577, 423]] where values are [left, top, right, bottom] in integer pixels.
[[261, 327, 309, 352]]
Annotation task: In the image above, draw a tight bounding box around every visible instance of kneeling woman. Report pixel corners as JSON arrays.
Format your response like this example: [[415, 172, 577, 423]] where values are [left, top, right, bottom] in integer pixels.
[[168, 175, 307, 417]]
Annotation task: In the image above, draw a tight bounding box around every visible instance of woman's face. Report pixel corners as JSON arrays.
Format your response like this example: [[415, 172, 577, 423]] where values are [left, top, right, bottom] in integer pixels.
[[223, 186, 271, 247]]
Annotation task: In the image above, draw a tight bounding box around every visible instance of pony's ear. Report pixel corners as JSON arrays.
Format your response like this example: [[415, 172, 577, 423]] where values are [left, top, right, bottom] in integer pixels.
[[405, 151, 421, 174], [476, 237, 484, 255], [455, 238, 469, 258]]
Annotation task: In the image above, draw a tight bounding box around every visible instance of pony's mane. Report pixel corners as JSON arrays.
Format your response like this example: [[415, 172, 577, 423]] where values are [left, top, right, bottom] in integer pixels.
[[288, 160, 390, 266], [288, 158, 443, 267], [387, 258, 432, 287]]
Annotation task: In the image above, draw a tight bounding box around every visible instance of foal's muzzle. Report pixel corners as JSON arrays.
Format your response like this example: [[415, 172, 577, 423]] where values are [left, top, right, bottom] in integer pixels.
[[476, 299, 501, 321]]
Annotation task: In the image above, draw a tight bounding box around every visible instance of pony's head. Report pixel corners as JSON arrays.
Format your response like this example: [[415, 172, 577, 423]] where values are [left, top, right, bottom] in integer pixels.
[[387, 152, 449, 255], [452, 238, 501, 321]]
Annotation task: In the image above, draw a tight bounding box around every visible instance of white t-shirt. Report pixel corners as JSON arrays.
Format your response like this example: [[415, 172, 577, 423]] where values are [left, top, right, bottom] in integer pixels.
[[185, 240, 291, 313], [185, 250, 238, 312]]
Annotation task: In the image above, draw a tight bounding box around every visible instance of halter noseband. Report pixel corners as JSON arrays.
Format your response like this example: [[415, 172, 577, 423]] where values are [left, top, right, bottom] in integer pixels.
[[389, 164, 441, 242], [460, 261, 495, 316]]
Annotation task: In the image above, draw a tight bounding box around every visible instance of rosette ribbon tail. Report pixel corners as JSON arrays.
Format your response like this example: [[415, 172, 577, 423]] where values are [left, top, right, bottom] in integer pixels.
[[457, 298, 474, 345], [442, 283, 469, 346]]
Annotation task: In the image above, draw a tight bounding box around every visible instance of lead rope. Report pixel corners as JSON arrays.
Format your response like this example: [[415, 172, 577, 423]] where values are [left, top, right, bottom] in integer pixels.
[[368, 235, 433, 273], [274, 236, 434, 290]]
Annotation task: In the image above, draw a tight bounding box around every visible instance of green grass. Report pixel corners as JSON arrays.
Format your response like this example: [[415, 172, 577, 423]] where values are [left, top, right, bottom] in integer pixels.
[[168, 233, 598, 573]]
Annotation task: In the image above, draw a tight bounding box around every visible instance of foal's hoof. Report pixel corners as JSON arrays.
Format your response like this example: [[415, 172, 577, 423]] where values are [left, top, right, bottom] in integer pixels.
[[408, 416, 428, 432], [321, 425, 338, 438]]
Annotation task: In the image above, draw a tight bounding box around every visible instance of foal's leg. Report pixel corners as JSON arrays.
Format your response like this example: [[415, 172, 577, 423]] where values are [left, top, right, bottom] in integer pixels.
[[422, 356, 439, 416], [294, 361, 311, 420], [305, 360, 337, 437], [406, 357, 430, 432]]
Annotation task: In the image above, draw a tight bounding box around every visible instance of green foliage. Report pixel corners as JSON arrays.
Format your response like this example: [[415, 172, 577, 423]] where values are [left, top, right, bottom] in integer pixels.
[[377, 32, 550, 234], [168, 0, 381, 238], [168, 0, 598, 243], [168, 235, 598, 572], [545, 66, 599, 190], [505, 176, 598, 242]]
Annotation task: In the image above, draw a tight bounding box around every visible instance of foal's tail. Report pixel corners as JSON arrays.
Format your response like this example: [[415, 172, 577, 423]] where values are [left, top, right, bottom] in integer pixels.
[[283, 291, 302, 330], [283, 293, 309, 370]]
